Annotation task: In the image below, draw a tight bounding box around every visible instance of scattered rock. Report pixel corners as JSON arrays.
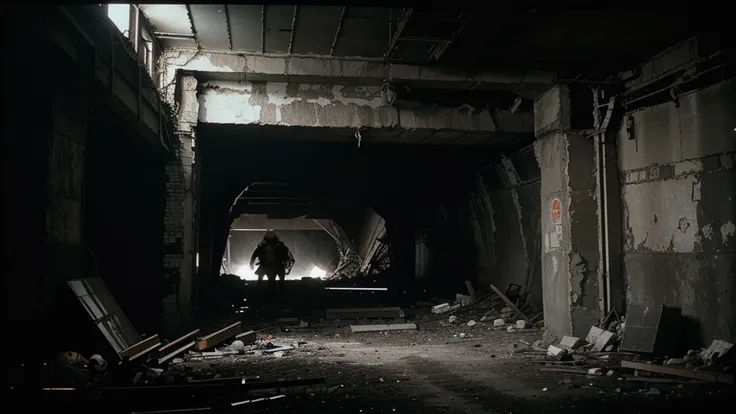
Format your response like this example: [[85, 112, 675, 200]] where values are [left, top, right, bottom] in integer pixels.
[[547, 345, 566, 357], [515, 320, 526, 330], [467, 320, 477, 327], [559, 335, 585, 350], [230, 340, 245, 353], [448, 316, 458, 324], [644, 387, 660, 395], [493, 319, 506, 327]]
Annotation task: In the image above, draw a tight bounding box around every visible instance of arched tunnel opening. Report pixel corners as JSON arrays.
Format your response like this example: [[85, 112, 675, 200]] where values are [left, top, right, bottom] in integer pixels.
[[195, 123, 542, 322]]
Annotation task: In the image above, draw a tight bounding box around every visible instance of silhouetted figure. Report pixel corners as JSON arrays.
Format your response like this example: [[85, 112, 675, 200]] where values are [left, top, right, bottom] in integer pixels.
[[250, 231, 294, 292]]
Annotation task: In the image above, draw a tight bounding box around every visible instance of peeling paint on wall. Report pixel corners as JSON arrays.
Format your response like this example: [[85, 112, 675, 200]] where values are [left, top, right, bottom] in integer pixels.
[[196, 80, 520, 133]]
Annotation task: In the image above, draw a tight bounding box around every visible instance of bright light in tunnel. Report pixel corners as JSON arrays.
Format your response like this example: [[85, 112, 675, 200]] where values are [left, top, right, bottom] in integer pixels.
[[310, 266, 327, 278], [234, 265, 258, 281]]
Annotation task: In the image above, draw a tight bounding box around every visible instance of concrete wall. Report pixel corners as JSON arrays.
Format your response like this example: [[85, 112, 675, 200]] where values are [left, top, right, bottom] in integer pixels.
[[197, 80, 531, 136], [619, 78, 736, 344], [407, 149, 543, 307]]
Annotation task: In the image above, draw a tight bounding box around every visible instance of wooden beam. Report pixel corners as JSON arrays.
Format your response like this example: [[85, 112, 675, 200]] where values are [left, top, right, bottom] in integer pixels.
[[196, 322, 242, 351], [350, 323, 417, 333], [158, 341, 195, 365], [120, 334, 160, 359], [490, 284, 532, 323], [158, 329, 200, 354], [621, 360, 733, 384]]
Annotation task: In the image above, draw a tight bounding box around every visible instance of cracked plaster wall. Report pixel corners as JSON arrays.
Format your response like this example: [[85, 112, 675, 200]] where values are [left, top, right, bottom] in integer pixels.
[[619, 78, 736, 344], [197, 80, 516, 132], [535, 132, 601, 337]]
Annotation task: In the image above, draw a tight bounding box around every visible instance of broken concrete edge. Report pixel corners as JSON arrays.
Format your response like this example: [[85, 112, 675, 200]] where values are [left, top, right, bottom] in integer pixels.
[[160, 48, 559, 96], [350, 323, 418, 333], [196, 322, 243, 351]]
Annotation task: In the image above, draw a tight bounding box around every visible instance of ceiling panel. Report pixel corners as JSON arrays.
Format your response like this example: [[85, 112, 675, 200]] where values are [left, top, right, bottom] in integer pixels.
[[140, 4, 192, 35], [160, 38, 197, 49], [291, 6, 343, 56], [264, 5, 295, 54], [228, 5, 262, 52], [332, 7, 390, 58], [189, 5, 230, 50]]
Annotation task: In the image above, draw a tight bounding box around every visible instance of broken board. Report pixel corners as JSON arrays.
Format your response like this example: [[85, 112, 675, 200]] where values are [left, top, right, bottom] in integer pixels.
[[621, 360, 733, 384], [67, 278, 141, 355], [326, 307, 404, 320], [350, 323, 417, 333], [197, 322, 242, 351]]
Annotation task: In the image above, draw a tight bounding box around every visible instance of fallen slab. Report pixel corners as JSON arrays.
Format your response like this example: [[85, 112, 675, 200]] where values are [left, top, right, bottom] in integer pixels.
[[621, 360, 733, 384], [325, 307, 404, 320], [197, 322, 242, 351], [350, 323, 418, 333]]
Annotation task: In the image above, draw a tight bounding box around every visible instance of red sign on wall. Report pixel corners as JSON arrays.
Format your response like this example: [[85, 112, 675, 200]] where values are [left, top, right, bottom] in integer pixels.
[[551, 198, 562, 225]]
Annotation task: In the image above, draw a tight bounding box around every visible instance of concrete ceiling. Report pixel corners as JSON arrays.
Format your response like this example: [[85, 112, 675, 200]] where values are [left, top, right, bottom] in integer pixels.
[[140, 5, 713, 75]]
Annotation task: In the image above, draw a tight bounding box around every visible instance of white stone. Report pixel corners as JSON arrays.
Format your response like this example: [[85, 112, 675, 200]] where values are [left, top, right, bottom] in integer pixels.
[[448, 315, 458, 324], [493, 319, 506, 327], [515, 320, 526, 329], [230, 340, 245, 352], [547, 345, 565, 356], [467, 320, 477, 327], [559, 335, 585, 350]]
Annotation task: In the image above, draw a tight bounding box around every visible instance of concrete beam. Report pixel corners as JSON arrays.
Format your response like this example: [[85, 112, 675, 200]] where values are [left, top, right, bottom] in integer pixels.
[[231, 215, 330, 231], [196, 80, 533, 144], [161, 49, 559, 102]]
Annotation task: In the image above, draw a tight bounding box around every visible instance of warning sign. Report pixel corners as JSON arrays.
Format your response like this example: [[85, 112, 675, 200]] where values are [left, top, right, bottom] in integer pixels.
[[551, 198, 562, 225]]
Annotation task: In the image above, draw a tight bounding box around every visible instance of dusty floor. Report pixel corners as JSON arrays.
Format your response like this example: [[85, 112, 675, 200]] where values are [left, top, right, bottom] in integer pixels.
[[177, 321, 732, 414]]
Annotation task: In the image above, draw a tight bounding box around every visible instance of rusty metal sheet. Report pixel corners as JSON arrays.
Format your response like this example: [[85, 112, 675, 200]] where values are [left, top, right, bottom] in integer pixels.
[[67, 278, 141, 355]]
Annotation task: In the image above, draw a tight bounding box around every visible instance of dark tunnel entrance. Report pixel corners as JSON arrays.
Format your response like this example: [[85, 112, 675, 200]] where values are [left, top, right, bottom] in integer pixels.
[[195, 123, 540, 318]]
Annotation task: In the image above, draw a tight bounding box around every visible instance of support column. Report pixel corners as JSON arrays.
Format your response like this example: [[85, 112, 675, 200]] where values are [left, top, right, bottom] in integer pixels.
[[533, 84, 623, 337], [162, 76, 198, 338]]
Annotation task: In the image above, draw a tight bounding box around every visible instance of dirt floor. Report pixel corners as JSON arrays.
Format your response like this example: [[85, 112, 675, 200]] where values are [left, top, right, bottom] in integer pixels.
[[174, 319, 733, 414]]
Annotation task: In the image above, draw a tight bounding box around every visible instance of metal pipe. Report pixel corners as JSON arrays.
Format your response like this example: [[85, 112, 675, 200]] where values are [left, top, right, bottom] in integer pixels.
[[602, 137, 612, 312], [153, 32, 195, 40], [594, 134, 609, 317]]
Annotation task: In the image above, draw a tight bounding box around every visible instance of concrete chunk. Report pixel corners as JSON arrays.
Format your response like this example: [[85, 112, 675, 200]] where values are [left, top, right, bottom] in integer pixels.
[[547, 345, 565, 356], [493, 319, 506, 327], [586, 326, 615, 352], [559, 336, 585, 350]]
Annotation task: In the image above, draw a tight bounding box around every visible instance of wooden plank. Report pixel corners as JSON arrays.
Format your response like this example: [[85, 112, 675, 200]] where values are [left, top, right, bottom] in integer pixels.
[[490, 284, 532, 323], [158, 341, 196, 365], [120, 334, 160, 359], [326, 307, 404, 320], [621, 360, 733, 384], [197, 322, 242, 351], [350, 323, 417, 333], [129, 341, 162, 362], [158, 329, 200, 354]]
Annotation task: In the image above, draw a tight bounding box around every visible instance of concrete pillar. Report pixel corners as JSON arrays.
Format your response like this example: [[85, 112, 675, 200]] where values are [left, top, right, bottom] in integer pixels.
[[533, 85, 622, 337], [162, 75, 198, 338]]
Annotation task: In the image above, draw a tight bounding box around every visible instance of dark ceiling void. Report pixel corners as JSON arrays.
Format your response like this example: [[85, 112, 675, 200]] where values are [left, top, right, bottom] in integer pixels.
[[194, 122, 509, 280], [143, 5, 723, 78]]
